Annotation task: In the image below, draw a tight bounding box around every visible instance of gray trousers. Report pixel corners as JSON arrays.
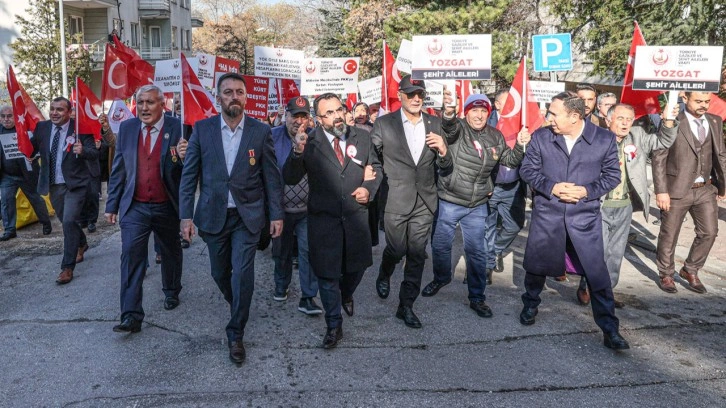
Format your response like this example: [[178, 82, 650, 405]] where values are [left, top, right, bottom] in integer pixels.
[[579, 204, 632, 290]]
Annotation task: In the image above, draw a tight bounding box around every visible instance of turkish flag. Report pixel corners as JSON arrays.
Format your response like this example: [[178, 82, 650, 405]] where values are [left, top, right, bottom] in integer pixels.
[[620, 21, 662, 119], [346, 93, 358, 111], [180, 53, 217, 126], [75, 77, 103, 139], [279, 79, 301, 107], [496, 57, 543, 148], [101, 44, 131, 101], [381, 41, 401, 113], [456, 80, 473, 118], [6, 65, 42, 158], [707, 94, 726, 122]]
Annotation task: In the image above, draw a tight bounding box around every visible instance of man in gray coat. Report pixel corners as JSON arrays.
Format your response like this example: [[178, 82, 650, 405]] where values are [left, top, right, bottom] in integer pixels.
[[576, 103, 678, 307]]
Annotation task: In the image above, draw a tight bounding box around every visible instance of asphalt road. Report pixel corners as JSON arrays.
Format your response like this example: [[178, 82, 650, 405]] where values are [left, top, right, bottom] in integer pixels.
[[1, 218, 725, 407]]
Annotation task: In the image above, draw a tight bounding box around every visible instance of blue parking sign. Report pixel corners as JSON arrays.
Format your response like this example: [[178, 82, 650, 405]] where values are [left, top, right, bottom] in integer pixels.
[[532, 34, 573, 72]]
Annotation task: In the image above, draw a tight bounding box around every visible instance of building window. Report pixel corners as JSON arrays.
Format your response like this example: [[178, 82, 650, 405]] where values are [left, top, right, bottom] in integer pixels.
[[172, 26, 178, 49], [185, 30, 191, 50], [130, 23, 139, 47], [113, 19, 121, 32], [68, 15, 83, 40], [150, 26, 161, 48]]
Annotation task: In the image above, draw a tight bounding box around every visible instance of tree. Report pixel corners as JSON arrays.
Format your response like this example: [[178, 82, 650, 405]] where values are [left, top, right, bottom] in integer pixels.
[[9, 0, 93, 106], [546, 0, 726, 79]]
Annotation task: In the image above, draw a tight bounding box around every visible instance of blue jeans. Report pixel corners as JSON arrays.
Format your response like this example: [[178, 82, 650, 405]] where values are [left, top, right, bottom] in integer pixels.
[[485, 180, 526, 268], [272, 212, 318, 298], [1, 174, 51, 233], [431, 200, 490, 302]]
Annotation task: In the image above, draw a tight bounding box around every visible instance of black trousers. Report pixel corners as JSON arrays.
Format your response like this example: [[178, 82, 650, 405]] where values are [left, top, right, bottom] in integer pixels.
[[379, 195, 434, 307], [80, 176, 101, 225], [49, 183, 87, 270]]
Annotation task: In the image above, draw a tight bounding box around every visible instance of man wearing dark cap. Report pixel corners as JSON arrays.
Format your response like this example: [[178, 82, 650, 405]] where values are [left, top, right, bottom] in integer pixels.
[[422, 92, 529, 317], [371, 75, 452, 328], [270, 96, 322, 316]]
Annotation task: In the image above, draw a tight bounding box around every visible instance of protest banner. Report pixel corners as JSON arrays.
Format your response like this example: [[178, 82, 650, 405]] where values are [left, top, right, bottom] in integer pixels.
[[0, 133, 26, 160], [195, 53, 216, 91], [255, 46, 304, 79], [411, 34, 491, 80], [632, 45, 724, 92], [423, 80, 455, 108], [155, 58, 197, 93], [396, 39, 413, 73], [300, 57, 360, 95], [358, 76, 382, 105], [242, 75, 270, 120], [528, 80, 566, 103]]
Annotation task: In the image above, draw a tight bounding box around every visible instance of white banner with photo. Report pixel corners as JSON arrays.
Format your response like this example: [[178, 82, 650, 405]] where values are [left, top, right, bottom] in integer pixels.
[[300, 57, 360, 95]]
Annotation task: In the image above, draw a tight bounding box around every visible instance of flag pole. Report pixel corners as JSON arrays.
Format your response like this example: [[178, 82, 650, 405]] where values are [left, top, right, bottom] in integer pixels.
[[59, 0, 69, 98], [180, 54, 185, 138], [521, 57, 527, 153], [74, 76, 79, 158], [382, 40, 387, 112]]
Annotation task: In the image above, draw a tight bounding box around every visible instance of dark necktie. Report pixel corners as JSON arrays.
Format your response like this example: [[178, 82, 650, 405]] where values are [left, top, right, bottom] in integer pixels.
[[49, 126, 62, 184], [694, 119, 706, 144], [145, 125, 153, 154], [333, 137, 344, 166]]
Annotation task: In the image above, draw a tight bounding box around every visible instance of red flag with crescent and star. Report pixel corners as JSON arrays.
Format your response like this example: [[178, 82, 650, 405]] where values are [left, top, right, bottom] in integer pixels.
[[6, 65, 44, 158], [180, 53, 217, 126], [620, 21, 662, 119], [75, 77, 103, 139], [381, 41, 401, 114], [279, 79, 301, 107], [101, 36, 154, 101], [496, 57, 543, 148]]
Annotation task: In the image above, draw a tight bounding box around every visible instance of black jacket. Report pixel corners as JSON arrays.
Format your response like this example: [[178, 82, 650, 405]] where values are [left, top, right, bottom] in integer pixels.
[[438, 116, 524, 208]]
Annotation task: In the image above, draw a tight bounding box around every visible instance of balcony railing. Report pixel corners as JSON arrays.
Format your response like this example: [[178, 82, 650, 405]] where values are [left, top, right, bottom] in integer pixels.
[[139, 0, 170, 11], [141, 46, 172, 60]]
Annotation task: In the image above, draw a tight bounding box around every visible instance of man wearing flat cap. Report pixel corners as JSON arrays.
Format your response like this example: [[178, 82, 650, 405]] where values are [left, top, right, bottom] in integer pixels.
[[422, 91, 530, 318], [370, 75, 452, 328]]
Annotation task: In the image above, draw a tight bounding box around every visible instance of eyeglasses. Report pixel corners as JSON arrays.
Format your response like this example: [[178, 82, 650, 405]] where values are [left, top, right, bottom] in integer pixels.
[[403, 91, 426, 99], [317, 106, 345, 119], [0, 114, 13, 119]]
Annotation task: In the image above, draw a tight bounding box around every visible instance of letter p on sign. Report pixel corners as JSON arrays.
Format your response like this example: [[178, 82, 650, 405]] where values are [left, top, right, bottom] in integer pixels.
[[532, 33, 573, 72]]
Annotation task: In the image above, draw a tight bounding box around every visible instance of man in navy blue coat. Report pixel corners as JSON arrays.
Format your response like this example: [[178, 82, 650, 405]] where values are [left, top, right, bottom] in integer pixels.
[[179, 73, 284, 365], [105, 85, 186, 333], [519, 92, 630, 350]]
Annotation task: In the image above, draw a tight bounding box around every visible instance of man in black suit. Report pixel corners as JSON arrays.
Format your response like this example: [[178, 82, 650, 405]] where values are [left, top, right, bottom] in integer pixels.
[[34, 97, 99, 284], [284, 93, 382, 348], [180, 73, 284, 365], [371, 75, 452, 328], [0, 105, 51, 240], [105, 85, 186, 333]]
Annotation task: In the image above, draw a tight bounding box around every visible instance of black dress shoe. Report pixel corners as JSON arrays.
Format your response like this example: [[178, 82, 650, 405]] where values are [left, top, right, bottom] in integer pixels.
[[229, 341, 246, 364], [470, 300, 493, 318], [113, 317, 142, 333], [376, 277, 390, 299], [0, 231, 17, 241], [494, 253, 504, 272], [322, 326, 343, 349], [42, 223, 52, 235], [164, 296, 180, 310], [87, 223, 97, 233], [396, 305, 422, 328], [519, 306, 538, 326], [421, 280, 450, 297], [342, 297, 354, 317], [603, 331, 630, 350]]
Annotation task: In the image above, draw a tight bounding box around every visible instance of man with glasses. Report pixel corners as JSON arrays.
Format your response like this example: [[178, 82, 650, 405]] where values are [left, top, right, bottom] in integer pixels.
[[283, 93, 382, 348], [371, 75, 452, 328], [596, 92, 617, 121], [0, 106, 52, 240]]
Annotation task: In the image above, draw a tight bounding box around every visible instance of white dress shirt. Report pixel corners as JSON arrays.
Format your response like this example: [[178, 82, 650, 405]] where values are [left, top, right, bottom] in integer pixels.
[[142, 115, 165, 152], [324, 129, 346, 159], [684, 110, 710, 182], [401, 109, 426, 165], [221, 115, 245, 208]]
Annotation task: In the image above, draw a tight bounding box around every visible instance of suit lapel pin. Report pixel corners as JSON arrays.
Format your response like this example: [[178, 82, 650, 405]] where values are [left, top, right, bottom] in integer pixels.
[[164, 133, 170, 139]]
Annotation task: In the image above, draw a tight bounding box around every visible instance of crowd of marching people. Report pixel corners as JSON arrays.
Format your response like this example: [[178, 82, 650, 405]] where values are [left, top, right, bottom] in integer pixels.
[[1, 67, 724, 365]]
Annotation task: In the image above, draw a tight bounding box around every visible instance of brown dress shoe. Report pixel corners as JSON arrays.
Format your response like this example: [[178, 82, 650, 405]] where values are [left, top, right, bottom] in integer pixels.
[[613, 298, 625, 308], [229, 341, 246, 365], [56, 268, 73, 284], [76, 244, 89, 264], [679, 270, 706, 294], [576, 287, 590, 305], [659, 276, 677, 293]]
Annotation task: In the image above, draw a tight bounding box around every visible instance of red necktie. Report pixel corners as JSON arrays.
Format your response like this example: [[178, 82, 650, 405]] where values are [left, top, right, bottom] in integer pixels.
[[333, 138, 344, 165], [145, 125, 153, 154]]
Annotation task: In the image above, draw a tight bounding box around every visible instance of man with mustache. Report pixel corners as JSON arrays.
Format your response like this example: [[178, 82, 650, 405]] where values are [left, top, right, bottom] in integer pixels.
[[284, 93, 382, 348], [371, 75, 452, 328], [652, 91, 726, 294], [179, 73, 283, 365], [33, 97, 99, 284]]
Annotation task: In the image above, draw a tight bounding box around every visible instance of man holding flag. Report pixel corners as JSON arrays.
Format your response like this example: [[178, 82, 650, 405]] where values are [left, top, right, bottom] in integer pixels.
[[33, 97, 99, 284]]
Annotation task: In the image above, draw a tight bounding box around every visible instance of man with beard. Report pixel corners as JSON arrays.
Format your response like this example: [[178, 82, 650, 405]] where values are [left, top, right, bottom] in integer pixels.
[[105, 85, 186, 333], [652, 91, 726, 294], [283, 93, 382, 348], [371, 75, 452, 328], [270, 96, 322, 316], [33, 97, 99, 284], [180, 73, 283, 365], [576, 83, 606, 128]]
